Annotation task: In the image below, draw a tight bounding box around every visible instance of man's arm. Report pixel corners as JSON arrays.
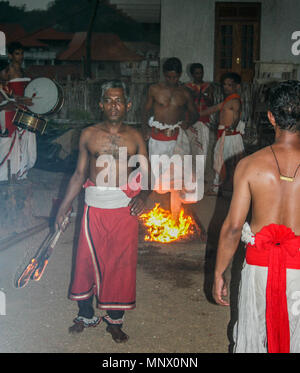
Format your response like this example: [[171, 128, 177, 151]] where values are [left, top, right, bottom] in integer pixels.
[[203, 84, 214, 107], [141, 85, 154, 140], [199, 102, 222, 117], [55, 128, 90, 229], [128, 130, 152, 216], [183, 88, 198, 128], [213, 158, 251, 306]]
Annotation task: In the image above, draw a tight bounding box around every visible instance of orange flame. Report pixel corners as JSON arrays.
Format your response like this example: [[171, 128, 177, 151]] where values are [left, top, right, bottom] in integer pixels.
[[140, 203, 198, 243]]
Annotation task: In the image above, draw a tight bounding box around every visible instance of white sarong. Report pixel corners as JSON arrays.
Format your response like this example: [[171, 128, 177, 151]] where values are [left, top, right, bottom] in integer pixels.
[[233, 223, 300, 353], [211, 121, 245, 193], [148, 118, 204, 209], [186, 121, 210, 168]]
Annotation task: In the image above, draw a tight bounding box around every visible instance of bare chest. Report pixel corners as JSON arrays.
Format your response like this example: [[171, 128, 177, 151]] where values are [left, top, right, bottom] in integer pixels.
[[88, 131, 137, 160], [154, 87, 186, 108], [7, 66, 25, 81]]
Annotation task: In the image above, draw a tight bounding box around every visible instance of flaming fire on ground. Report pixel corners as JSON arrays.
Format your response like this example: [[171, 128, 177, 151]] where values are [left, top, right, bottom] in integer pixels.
[[139, 203, 201, 243]]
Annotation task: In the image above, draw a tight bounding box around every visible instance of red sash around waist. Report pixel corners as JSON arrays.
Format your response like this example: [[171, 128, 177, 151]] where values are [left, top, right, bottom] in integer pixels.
[[245, 224, 300, 353], [217, 128, 242, 140], [151, 127, 179, 141]]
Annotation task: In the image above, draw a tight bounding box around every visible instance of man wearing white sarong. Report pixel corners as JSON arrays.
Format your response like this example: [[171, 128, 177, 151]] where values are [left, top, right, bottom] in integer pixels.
[[185, 63, 214, 170], [200, 73, 245, 196], [0, 42, 36, 182], [212, 80, 300, 353], [142, 57, 202, 219]]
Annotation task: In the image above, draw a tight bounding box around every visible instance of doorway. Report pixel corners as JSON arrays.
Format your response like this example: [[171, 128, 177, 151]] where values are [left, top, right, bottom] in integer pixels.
[[214, 2, 261, 82]]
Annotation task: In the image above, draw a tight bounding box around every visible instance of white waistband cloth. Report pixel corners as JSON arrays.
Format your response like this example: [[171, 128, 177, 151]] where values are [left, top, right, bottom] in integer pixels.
[[85, 186, 131, 209], [148, 116, 182, 130]]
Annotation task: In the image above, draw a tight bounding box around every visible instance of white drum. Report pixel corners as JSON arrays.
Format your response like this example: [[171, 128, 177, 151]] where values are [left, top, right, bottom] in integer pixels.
[[24, 77, 64, 116]]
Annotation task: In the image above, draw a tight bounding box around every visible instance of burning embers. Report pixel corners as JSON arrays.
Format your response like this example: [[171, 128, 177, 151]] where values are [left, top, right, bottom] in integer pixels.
[[139, 203, 201, 243]]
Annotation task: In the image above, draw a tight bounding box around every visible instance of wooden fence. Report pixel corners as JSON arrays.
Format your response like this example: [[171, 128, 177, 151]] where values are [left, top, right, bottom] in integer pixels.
[[51, 79, 266, 147]]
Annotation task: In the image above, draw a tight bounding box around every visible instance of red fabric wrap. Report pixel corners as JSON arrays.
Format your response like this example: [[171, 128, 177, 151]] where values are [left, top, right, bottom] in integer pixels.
[[220, 93, 241, 112], [217, 129, 241, 140], [151, 127, 179, 141], [245, 224, 300, 353], [69, 179, 140, 311], [5, 80, 29, 137], [7, 80, 28, 96]]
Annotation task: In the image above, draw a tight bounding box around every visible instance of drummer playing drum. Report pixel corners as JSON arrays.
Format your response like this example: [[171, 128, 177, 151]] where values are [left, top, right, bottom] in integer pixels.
[[0, 41, 36, 182], [0, 41, 33, 135]]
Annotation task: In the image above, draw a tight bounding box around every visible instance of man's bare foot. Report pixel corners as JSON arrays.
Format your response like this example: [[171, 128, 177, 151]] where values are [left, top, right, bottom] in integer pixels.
[[106, 325, 129, 343], [69, 322, 85, 334], [69, 316, 101, 334]]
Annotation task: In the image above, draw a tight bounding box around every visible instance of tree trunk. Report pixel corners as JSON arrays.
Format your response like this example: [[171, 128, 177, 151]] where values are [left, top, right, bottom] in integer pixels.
[[85, 0, 99, 79]]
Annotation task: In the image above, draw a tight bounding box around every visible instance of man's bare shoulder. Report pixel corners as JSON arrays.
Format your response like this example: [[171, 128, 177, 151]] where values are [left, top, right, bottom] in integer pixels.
[[236, 147, 271, 173], [224, 97, 241, 109], [80, 123, 104, 137], [125, 125, 144, 141], [182, 84, 194, 97], [148, 82, 166, 93], [0, 67, 9, 81]]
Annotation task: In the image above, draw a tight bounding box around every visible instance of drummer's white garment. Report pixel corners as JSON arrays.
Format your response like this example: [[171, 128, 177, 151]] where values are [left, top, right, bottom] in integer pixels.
[[0, 77, 37, 181], [233, 223, 300, 353]]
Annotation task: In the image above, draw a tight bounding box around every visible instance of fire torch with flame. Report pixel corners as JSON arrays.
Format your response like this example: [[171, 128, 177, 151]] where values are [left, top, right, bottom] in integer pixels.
[[15, 209, 71, 288]]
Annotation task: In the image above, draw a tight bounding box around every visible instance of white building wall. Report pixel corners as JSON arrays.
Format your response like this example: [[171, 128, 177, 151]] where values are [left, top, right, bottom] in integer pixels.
[[160, 0, 300, 82]]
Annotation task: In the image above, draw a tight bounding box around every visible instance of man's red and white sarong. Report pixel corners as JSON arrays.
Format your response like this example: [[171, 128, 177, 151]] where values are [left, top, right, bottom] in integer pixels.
[[69, 180, 140, 311], [234, 223, 300, 353], [211, 93, 245, 193], [185, 81, 211, 168], [148, 116, 204, 217], [0, 78, 36, 181]]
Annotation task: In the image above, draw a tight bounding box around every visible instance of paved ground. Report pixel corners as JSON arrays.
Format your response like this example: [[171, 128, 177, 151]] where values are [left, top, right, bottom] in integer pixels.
[[0, 168, 245, 356]]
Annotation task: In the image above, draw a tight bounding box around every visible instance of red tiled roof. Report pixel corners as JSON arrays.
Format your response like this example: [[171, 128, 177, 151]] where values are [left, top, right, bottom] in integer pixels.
[[57, 32, 143, 62], [0, 23, 27, 44], [25, 27, 73, 41], [0, 23, 48, 48]]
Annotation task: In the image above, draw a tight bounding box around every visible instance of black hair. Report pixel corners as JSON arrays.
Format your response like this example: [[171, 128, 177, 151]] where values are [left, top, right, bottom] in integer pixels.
[[220, 72, 241, 85], [7, 41, 24, 55], [162, 57, 182, 74], [190, 63, 204, 75], [267, 80, 300, 132], [100, 79, 130, 103]]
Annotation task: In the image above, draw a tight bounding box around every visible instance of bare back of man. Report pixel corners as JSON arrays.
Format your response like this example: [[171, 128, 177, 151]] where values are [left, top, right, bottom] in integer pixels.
[[234, 140, 300, 235], [213, 80, 300, 311]]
